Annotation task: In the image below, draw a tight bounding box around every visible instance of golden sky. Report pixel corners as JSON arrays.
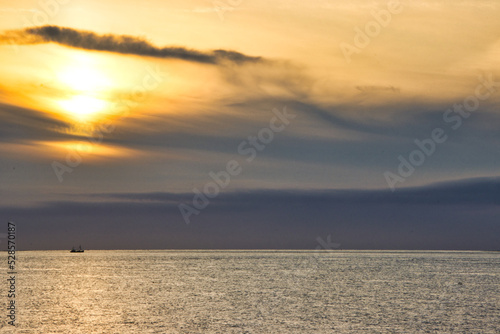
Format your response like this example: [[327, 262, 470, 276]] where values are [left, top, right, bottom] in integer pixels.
[[1, 0, 500, 249], [1, 0, 500, 196]]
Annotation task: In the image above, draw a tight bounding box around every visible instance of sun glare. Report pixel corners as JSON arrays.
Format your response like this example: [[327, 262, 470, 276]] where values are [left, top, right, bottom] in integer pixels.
[[54, 53, 113, 122], [58, 95, 108, 121], [39, 140, 131, 159], [58, 66, 111, 92]]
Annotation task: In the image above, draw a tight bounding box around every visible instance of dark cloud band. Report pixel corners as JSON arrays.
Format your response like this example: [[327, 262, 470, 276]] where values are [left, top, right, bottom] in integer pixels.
[[0, 25, 262, 64]]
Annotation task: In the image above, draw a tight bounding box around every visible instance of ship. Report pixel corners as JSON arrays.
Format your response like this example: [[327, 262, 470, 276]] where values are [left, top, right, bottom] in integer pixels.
[[70, 245, 84, 253]]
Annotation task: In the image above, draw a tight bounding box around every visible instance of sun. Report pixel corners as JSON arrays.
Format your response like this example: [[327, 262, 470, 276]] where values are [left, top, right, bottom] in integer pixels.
[[58, 95, 108, 121], [55, 54, 112, 122]]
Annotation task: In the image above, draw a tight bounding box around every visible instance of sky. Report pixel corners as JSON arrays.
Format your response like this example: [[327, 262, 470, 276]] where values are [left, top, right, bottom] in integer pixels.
[[0, 0, 499, 250]]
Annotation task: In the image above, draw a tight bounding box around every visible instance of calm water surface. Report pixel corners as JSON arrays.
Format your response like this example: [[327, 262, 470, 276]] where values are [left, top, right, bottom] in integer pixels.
[[1, 250, 499, 333]]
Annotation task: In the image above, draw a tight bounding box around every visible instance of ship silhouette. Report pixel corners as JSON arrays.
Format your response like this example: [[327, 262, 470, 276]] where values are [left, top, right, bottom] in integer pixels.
[[70, 245, 84, 253]]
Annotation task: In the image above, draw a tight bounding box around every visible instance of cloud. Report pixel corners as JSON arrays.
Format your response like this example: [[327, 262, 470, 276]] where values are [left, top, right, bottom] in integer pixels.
[[0, 102, 71, 142], [0, 25, 262, 65], [2, 176, 499, 250], [355, 85, 401, 94], [95, 176, 500, 207]]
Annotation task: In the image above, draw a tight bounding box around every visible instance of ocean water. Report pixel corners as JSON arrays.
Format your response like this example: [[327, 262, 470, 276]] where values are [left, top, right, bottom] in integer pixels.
[[1, 250, 499, 333]]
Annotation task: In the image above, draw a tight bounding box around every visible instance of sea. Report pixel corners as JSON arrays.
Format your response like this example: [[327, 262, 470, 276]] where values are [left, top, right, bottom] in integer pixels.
[[1, 250, 499, 333]]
